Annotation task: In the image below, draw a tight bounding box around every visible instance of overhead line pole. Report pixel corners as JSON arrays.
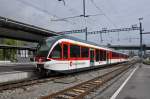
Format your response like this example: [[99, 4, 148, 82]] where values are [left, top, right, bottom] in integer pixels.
[[100, 32, 103, 42], [83, 0, 86, 17], [83, 0, 88, 41], [85, 27, 88, 41], [139, 18, 143, 62], [140, 19, 142, 57]]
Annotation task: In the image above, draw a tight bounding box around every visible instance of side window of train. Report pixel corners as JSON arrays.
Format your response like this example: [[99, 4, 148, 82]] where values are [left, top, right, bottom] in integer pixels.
[[100, 50, 103, 61], [81, 47, 89, 58], [63, 44, 68, 59], [103, 50, 106, 61], [70, 45, 80, 58], [96, 49, 100, 61], [50, 43, 62, 58], [112, 52, 119, 59], [100, 50, 106, 61]]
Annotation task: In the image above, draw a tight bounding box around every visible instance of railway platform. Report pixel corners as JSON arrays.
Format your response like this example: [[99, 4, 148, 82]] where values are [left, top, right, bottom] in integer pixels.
[[0, 62, 36, 83], [110, 64, 150, 99]]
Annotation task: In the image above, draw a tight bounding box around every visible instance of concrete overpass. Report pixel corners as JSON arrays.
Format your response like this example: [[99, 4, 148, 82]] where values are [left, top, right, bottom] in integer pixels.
[[108, 45, 150, 50], [0, 44, 36, 51], [0, 16, 60, 42]]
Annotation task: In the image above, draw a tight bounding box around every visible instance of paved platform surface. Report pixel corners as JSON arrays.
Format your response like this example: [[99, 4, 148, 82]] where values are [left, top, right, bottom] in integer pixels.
[[0, 63, 36, 73], [0, 63, 37, 83], [115, 64, 150, 99]]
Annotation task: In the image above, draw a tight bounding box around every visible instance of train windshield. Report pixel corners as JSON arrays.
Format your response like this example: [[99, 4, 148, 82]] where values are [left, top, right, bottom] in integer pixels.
[[36, 37, 57, 57]]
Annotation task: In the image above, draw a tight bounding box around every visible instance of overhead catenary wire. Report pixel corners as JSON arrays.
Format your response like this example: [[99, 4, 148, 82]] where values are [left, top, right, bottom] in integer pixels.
[[51, 13, 104, 21], [15, 0, 76, 25], [90, 0, 122, 43], [51, 0, 105, 27], [90, 0, 117, 28], [90, 0, 119, 30]]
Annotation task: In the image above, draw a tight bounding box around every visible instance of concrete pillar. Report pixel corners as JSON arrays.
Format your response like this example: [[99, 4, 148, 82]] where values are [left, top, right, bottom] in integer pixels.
[[144, 49, 146, 57], [3, 49, 6, 60]]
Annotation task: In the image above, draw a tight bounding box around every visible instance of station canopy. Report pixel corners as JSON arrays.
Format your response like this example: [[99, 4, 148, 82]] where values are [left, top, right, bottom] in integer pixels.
[[0, 16, 60, 42]]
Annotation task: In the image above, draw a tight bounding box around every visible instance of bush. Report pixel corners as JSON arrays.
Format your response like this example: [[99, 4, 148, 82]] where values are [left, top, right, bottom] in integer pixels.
[[143, 60, 150, 65]]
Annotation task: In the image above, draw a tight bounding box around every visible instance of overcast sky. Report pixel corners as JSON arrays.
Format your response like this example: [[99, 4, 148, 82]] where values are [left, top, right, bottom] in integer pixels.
[[0, 0, 150, 45]]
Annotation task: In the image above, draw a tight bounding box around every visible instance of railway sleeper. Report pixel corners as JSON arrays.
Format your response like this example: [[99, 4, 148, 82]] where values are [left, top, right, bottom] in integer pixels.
[[81, 84, 93, 87], [81, 83, 100, 88], [83, 83, 92, 86], [76, 87, 89, 91], [94, 80, 102, 83], [77, 86, 96, 92], [87, 82, 99, 85], [80, 85, 91, 89], [89, 82, 100, 86], [73, 89, 85, 93], [63, 92, 78, 97], [54, 94, 73, 99], [70, 90, 82, 95]]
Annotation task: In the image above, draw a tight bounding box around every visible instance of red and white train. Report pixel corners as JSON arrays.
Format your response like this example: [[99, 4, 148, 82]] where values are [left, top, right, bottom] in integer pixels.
[[35, 36, 129, 74]]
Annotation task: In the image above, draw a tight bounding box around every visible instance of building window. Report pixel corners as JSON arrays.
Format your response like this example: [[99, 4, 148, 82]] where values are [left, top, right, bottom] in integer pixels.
[[70, 45, 80, 58], [50, 44, 62, 58], [81, 47, 89, 58]]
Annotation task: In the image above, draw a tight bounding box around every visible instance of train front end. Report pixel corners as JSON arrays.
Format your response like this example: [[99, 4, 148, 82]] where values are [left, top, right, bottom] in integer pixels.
[[35, 37, 56, 75]]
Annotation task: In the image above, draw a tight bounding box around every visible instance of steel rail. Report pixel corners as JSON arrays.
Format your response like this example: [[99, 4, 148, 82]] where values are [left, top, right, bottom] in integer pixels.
[[40, 61, 136, 99], [0, 62, 125, 91], [0, 64, 118, 92], [0, 61, 136, 93], [0, 76, 60, 92]]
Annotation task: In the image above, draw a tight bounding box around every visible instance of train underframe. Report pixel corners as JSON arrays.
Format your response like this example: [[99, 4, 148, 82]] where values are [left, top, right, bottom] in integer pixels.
[[36, 61, 127, 76]]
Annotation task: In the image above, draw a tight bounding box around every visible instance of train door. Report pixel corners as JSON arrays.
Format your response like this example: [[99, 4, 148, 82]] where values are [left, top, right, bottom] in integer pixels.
[[106, 51, 108, 64], [107, 51, 110, 64], [90, 49, 95, 66]]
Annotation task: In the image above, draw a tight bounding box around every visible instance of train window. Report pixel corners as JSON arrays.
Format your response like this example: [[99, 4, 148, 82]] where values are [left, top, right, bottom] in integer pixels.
[[70, 45, 80, 58], [100, 50, 106, 61], [96, 49, 100, 61], [112, 52, 115, 58], [50, 44, 62, 58], [37, 39, 55, 57], [112, 52, 119, 58], [103, 50, 106, 60], [81, 47, 89, 58], [63, 44, 68, 59], [100, 50, 103, 61]]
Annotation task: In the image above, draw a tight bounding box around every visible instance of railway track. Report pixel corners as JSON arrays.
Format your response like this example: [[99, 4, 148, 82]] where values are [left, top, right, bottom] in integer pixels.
[[0, 60, 137, 93], [40, 61, 136, 99], [0, 65, 116, 92], [0, 66, 116, 92], [0, 76, 61, 92]]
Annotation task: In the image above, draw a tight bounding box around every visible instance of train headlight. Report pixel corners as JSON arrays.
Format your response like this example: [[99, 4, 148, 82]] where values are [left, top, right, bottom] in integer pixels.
[[46, 58, 51, 61]]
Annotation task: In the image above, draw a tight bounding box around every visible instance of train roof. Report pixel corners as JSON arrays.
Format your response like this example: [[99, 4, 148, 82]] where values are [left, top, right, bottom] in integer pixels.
[[46, 35, 128, 55]]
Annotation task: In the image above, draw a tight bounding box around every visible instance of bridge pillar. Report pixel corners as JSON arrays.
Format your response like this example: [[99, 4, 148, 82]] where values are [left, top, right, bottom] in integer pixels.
[[3, 49, 6, 60]]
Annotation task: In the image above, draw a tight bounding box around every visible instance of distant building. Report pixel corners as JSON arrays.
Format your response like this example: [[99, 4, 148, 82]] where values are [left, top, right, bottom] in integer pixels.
[[0, 38, 37, 62]]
